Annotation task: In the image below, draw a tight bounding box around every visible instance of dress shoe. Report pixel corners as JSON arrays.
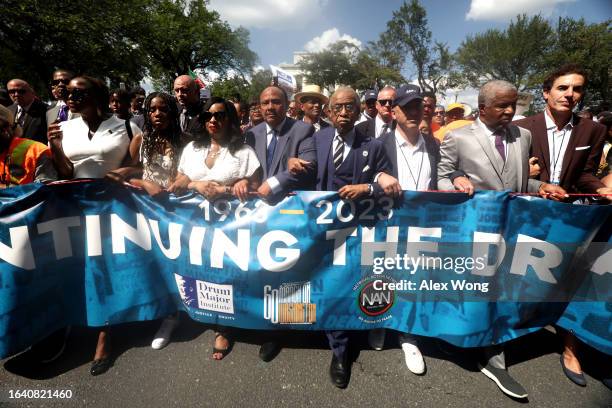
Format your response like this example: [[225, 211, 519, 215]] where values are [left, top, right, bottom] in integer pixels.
[[259, 341, 281, 362], [368, 329, 385, 351], [329, 353, 350, 388], [479, 362, 528, 399], [560, 354, 586, 386], [90, 357, 112, 376]]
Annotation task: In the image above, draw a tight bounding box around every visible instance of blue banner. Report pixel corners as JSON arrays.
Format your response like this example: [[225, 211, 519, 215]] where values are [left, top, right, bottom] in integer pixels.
[[0, 181, 610, 359]]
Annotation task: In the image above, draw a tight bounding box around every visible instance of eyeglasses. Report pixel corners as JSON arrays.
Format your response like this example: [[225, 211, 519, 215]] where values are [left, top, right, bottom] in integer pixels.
[[7, 89, 26, 95], [67, 88, 89, 102], [201, 111, 227, 122], [377, 99, 393, 106], [51, 78, 71, 86], [433, 111, 445, 116], [331, 103, 357, 114]]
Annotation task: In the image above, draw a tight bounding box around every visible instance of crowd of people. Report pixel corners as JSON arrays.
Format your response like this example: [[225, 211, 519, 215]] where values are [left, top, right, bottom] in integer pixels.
[[1, 63, 611, 399]]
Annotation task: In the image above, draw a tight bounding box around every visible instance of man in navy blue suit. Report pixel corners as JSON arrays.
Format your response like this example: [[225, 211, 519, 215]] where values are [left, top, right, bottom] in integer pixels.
[[245, 86, 316, 202], [313, 86, 395, 388]]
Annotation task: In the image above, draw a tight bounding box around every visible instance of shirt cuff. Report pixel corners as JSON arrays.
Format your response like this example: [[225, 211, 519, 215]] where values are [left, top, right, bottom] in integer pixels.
[[267, 176, 282, 194], [374, 172, 384, 183]]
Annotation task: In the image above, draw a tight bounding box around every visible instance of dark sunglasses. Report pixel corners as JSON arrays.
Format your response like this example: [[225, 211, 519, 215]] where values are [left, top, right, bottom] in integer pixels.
[[377, 99, 393, 106], [201, 111, 227, 122], [434, 111, 445, 116], [51, 78, 71, 86], [331, 103, 357, 114], [7, 88, 26, 95], [67, 88, 89, 102]]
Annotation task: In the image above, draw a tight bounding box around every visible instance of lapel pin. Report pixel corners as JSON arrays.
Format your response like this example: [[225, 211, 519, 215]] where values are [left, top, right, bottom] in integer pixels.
[[363, 151, 368, 157]]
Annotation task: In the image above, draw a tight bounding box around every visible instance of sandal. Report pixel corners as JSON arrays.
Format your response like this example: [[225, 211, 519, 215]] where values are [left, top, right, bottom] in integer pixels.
[[212, 332, 232, 360]]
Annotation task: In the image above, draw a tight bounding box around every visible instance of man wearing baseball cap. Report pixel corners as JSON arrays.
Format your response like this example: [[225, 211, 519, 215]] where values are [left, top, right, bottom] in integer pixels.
[[376, 84, 440, 375], [294, 85, 330, 132], [356, 89, 378, 124]]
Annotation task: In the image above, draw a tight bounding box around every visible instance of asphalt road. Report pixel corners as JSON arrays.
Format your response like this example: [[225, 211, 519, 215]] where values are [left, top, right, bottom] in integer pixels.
[[1, 321, 610, 408]]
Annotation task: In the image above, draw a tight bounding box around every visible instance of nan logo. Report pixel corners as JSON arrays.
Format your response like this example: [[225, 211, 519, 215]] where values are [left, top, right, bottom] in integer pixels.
[[174, 273, 234, 314], [357, 277, 394, 317], [263, 281, 316, 324]]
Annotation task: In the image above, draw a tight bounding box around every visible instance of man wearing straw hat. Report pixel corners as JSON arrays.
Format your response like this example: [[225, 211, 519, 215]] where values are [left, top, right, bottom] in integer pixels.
[[294, 85, 330, 132]]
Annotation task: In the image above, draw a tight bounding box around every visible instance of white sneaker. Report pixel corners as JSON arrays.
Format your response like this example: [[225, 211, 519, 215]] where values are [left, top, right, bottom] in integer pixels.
[[401, 342, 425, 375], [151, 316, 178, 350]]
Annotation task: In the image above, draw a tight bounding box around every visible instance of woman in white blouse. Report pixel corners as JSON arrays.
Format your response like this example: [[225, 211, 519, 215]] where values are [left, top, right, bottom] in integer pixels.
[[47, 76, 140, 376], [170, 97, 261, 359]]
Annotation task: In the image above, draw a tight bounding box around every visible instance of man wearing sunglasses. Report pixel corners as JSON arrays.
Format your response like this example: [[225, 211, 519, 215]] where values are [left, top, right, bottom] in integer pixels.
[[356, 86, 397, 139], [46, 69, 78, 126], [313, 86, 394, 388], [6, 79, 48, 144]]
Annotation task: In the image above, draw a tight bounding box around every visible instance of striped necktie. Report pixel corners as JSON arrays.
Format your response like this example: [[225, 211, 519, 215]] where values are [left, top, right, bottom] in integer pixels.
[[333, 135, 345, 171]]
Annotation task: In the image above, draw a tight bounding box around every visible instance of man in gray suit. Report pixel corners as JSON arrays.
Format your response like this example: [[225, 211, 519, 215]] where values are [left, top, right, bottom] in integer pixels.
[[245, 85, 316, 202], [244, 85, 316, 362], [437, 80, 566, 399]]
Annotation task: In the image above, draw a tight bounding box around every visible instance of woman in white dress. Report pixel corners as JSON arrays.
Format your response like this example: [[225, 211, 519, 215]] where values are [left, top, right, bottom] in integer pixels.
[[47, 76, 140, 376], [170, 97, 261, 359]]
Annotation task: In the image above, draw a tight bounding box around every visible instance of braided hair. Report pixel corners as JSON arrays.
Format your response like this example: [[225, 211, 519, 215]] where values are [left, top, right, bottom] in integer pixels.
[[141, 92, 182, 180]]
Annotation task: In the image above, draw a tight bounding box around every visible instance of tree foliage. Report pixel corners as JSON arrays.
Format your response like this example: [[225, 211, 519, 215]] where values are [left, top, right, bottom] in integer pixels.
[[298, 41, 404, 91], [209, 69, 273, 103], [455, 14, 554, 91], [383, 0, 456, 94], [0, 0, 257, 98]]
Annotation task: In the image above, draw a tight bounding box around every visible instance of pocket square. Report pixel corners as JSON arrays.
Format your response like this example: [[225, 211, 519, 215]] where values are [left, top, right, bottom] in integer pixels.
[[575, 146, 590, 151], [362, 164, 370, 173]]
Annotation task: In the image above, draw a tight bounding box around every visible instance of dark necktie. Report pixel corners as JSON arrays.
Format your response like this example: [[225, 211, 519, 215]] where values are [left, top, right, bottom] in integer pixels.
[[333, 135, 345, 171], [58, 105, 69, 122], [15, 107, 25, 127], [494, 129, 506, 162], [380, 124, 389, 137], [266, 129, 278, 173]]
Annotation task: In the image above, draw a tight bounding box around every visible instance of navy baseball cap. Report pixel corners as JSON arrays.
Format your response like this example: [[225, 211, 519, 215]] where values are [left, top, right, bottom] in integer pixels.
[[393, 84, 422, 107], [363, 89, 377, 101]]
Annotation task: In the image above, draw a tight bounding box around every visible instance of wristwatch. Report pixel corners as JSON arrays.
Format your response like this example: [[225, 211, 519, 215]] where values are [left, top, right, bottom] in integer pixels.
[[367, 183, 374, 196]]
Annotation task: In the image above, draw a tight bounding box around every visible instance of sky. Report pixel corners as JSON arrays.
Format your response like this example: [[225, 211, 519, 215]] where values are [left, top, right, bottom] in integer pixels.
[[206, 0, 610, 105]]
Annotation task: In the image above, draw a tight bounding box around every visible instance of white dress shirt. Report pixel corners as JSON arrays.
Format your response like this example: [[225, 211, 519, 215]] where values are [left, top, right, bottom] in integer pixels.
[[333, 129, 355, 164], [375, 115, 392, 138], [544, 110, 574, 184], [476, 118, 508, 162], [394, 130, 431, 191]]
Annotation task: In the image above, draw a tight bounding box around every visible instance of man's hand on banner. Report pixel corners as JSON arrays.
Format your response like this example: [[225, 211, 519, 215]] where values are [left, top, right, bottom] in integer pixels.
[[338, 184, 369, 200], [287, 158, 311, 176], [257, 181, 273, 200], [596, 187, 612, 201], [453, 176, 474, 195], [376, 172, 401, 197], [539, 183, 569, 201]]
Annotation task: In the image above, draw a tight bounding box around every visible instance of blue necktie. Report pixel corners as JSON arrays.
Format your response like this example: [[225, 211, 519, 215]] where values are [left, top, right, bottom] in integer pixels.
[[266, 129, 278, 174]]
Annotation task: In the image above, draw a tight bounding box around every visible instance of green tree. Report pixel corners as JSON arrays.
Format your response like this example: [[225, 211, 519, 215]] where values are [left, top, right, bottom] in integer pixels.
[[455, 14, 555, 91], [143, 0, 257, 88], [209, 69, 273, 102], [298, 41, 360, 92], [383, 0, 456, 94]]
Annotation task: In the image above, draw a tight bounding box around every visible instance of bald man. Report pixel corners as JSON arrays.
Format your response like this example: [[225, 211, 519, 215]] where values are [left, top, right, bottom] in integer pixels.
[[7, 79, 48, 144], [173, 75, 203, 135]]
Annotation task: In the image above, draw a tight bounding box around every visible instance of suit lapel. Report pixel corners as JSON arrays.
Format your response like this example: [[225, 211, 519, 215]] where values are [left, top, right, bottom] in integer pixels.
[[351, 130, 367, 184], [270, 119, 291, 174], [388, 135, 398, 178], [559, 116, 581, 186], [318, 128, 334, 189], [508, 126, 523, 191], [472, 123, 503, 180], [532, 113, 550, 178], [255, 125, 268, 178]]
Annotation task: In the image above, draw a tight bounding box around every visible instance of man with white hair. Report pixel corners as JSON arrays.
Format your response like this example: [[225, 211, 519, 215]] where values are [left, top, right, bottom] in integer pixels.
[[356, 86, 397, 139]]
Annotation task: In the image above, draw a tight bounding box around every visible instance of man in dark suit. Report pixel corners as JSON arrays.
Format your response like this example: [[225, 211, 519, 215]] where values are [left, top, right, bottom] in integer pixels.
[[438, 80, 566, 399], [513, 64, 611, 387], [314, 86, 393, 388], [7, 79, 48, 144], [173, 75, 204, 136], [245, 86, 316, 201], [356, 86, 397, 139], [46, 69, 77, 126], [244, 85, 316, 362]]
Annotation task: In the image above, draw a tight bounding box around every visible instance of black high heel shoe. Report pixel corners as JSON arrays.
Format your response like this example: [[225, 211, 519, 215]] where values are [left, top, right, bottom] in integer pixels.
[[90, 357, 112, 376]]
